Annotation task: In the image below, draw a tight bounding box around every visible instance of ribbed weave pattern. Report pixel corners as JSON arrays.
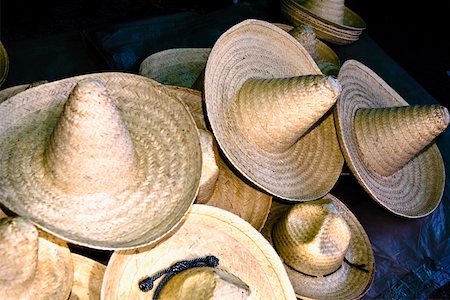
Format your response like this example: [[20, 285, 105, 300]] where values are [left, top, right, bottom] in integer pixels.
[[300, 0, 345, 24]]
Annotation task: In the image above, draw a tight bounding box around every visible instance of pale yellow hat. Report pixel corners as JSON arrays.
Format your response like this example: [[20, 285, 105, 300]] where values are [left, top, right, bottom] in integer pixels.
[[204, 19, 344, 201], [0, 73, 202, 249], [335, 60, 448, 217]]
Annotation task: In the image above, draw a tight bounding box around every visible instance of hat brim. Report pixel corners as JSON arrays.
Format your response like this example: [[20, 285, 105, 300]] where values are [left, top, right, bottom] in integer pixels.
[[0, 72, 202, 249], [69, 253, 106, 300], [204, 19, 343, 201], [261, 195, 375, 299], [101, 204, 296, 299], [335, 60, 445, 217], [0, 41, 9, 86]]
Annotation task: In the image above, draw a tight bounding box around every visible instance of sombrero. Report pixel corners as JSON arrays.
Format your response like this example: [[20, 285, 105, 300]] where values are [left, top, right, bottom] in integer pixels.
[[0, 41, 9, 86], [164, 85, 273, 229], [274, 23, 341, 76], [0, 217, 74, 300], [280, 0, 366, 45], [101, 204, 297, 299], [69, 253, 106, 300], [261, 195, 375, 299], [0, 73, 202, 249], [204, 19, 344, 201], [0, 81, 48, 103], [335, 60, 448, 217], [139, 48, 211, 89]]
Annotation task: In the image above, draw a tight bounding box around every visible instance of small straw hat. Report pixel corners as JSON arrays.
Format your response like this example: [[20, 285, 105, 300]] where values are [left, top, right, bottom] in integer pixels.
[[164, 85, 272, 229], [69, 253, 106, 300], [0, 41, 9, 86], [280, 0, 366, 45], [0, 217, 74, 300], [0, 73, 202, 249], [204, 19, 344, 201], [335, 60, 449, 217], [139, 48, 211, 88], [101, 204, 297, 299], [261, 195, 375, 299]]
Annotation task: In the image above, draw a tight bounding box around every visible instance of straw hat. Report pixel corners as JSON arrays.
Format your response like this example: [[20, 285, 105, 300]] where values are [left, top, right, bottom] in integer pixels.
[[273, 23, 340, 76], [101, 204, 297, 299], [335, 60, 449, 218], [261, 195, 375, 299], [69, 253, 106, 300], [139, 48, 211, 89], [0, 217, 74, 300], [204, 19, 344, 201], [0, 73, 202, 249], [0, 81, 48, 103], [0, 41, 9, 86], [280, 0, 366, 45]]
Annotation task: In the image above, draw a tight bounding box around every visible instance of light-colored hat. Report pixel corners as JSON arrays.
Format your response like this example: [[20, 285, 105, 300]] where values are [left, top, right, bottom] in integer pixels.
[[335, 60, 449, 217], [164, 85, 272, 229], [0, 217, 74, 300], [273, 23, 340, 76], [69, 253, 106, 300], [0, 73, 202, 249], [280, 0, 366, 44], [261, 195, 375, 299], [139, 48, 211, 89], [0, 41, 9, 86], [101, 204, 296, 299], [0, 81, 48, 104], [204, 19, 344, 201]]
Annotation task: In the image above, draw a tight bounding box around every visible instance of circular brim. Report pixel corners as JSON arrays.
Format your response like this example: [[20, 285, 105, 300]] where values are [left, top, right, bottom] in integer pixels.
[[0, 41, 9, 86], [0, 72, 202, 249], [335, 60, 445, 217], [139, 48, 211, 88], [101, 204, 296, 299], [69, 253, 106, 300], [204, 19, 343, 201], [261, 195, 375, 299]]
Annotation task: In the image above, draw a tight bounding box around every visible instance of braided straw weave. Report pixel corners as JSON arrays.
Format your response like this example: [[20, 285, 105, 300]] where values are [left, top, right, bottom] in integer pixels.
[[205, 19, 344, 201], [262, 195, 374, 299], [0, 72, 202, 249], [0, 217, 73, 300], [69, 253, 106, 300], [280, 0, 366, 44], [140, 48, 211, 88], [0, 41, 8, 86], [336, 60, 448, 217], [101, 204, 296, 299], [0, 81, 48, 104]]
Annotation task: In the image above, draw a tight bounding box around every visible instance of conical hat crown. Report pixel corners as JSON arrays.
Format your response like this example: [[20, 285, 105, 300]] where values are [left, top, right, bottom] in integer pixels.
[[288, 24, 317, 59], [44, 78, 138, 195], [272, 199, 352, 276], [354, 105, 450, 176], [299, 0, 345, 24], [237, 75, 340, 153]]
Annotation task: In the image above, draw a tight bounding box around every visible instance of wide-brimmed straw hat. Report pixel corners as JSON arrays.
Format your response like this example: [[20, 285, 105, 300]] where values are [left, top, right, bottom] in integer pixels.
[[101, 204, 296, 299], [0, 73, 202, 249], [0, 217, 74, 300], [204, 19, 344, 201], [280, 0, 366, 45], [0, 41, 9, 86], [69, 253, 106, 300], [139, 48, 211, 89], [335, 60, 449, 218], [261, 195, 375, 299]]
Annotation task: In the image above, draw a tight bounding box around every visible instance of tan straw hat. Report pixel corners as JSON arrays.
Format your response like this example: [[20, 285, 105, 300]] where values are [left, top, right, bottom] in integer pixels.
[[101, 204, 296, 299], [0, 73, 202, 249], [139, 48, 211, 88], [204, 19, 344, 201], [335, 60, 449, 218], [0, 41, 9, 86], [280, 0, 366, 45], [0, 81, 48, 103], [69, 253, 106, 300], [261, 195, 375, 299], [0, 217, 74, 300]]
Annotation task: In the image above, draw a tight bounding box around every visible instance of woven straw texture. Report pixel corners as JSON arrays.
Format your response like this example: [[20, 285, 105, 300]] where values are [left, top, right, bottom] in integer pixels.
[[0, 41, 9, 86], [336, 60, 447, 217], [0, 72, 202, 249], [101, 204, 296, 300], [0, 81, 48, 104], [197, 129, 220, 203], [69, 253, 106, 300], [204, 19, 344, 201], [140, 48, 211, 88], [280, 0, 366, 44], [262, 195, 374, 299], [0, 217, 73, 300]]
